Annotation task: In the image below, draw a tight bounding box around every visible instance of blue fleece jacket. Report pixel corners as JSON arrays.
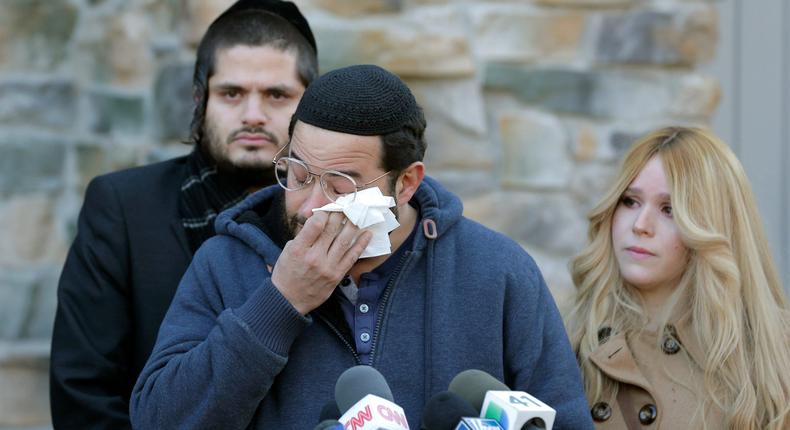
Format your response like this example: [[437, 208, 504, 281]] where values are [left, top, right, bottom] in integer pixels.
[[130, 177, 592, 429]]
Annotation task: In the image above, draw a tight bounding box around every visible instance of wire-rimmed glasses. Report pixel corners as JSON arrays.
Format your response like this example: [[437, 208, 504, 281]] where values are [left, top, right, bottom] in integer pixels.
[[272, 146, 391, 202]]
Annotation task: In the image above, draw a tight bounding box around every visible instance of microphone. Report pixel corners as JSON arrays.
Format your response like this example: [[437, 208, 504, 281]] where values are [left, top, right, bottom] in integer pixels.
[[320, 400, 341, 421], [448, 370, 508, 412], [314, 420, 344, 430], [335, 365, 395, 413], [480, 391, 554, 430], [448, 370, 555, 430], [420, 391, 479, 430], [335, 365, 410, 430]]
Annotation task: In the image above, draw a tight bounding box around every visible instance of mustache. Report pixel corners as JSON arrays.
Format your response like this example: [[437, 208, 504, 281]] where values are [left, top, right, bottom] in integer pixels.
[[227, 127, 278, 145], [286, 214, 307, 240]]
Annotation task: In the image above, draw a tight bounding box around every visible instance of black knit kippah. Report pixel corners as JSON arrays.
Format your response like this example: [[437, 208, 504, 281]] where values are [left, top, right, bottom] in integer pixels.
[[294, 65, 419, 136], [215, 0, 317, 53]]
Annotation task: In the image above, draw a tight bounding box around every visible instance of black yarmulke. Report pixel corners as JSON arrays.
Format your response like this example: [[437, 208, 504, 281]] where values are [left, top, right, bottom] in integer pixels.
[[294, 65, 419, 136]]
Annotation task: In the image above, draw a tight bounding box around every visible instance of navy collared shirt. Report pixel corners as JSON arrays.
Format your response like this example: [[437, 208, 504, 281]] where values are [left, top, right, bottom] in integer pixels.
[[335, 217, 418, 365]]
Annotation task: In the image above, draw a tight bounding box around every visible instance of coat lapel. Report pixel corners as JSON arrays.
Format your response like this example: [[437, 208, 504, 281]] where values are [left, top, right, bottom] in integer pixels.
[[589, 332, 653, 393], [170, 220, 194, 260]]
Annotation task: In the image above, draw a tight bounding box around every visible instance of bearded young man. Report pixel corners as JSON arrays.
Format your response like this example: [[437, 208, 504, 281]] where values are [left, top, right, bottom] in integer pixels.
[[49, 2, 317, 428], [130, 65, 593, 429]]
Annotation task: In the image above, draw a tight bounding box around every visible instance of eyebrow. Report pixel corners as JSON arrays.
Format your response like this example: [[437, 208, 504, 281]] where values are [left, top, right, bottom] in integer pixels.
[[210, 82, 244, 91], [624, 187, 671, 200], [289, 147, 362, 179]]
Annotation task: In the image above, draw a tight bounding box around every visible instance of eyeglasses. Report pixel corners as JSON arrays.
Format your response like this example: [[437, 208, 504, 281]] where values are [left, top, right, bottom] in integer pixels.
[[272, 145, 391, 202]]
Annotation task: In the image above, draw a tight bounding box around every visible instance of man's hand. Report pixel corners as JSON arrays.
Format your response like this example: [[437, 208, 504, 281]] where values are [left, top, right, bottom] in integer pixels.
[[271, 211, 372, 315]]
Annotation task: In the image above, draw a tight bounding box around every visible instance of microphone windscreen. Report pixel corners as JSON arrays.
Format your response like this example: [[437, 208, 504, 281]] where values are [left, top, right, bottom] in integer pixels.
[[448, 369, 509, 412], [319, 400, 341, 421], [420, 391, 479, 430], [334, 365, 394, 413]]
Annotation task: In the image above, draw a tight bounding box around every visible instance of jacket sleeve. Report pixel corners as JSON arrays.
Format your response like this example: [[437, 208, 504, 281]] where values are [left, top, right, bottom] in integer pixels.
[[504, 257, 594, 430], [50, 176, 134, 429], [129, 238, 311, 429]]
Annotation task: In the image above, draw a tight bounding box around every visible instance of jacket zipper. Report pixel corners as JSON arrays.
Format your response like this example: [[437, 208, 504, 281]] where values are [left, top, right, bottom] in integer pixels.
[[368, 251, 411, 366], [316, 313, 362, 365]]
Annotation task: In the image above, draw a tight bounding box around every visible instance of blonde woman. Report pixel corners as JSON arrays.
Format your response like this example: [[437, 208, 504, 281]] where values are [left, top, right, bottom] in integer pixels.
[[565, 126, 790, 429]]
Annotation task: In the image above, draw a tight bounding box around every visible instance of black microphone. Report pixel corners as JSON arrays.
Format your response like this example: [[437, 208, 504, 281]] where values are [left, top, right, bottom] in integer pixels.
[[334, 365, 408, 430], [334, 365, 395, 413], [319, 400, 341, 421], [420, 391, 479, 430], [449, 370, 555, 430], [448, 369, 509, 412]]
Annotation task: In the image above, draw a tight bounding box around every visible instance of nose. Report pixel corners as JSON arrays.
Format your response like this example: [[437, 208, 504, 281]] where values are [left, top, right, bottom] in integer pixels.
[[241, 94, 269, 127], [298, 179, 331, 220], [632, 207, 654, 236]]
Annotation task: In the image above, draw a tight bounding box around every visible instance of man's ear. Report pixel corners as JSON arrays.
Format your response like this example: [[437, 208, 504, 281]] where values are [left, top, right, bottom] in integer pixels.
[[394, 161, 425, 207]]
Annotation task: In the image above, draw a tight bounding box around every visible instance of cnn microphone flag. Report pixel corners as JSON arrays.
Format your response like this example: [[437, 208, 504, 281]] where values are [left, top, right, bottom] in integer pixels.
[[339, 394, 410, 430]]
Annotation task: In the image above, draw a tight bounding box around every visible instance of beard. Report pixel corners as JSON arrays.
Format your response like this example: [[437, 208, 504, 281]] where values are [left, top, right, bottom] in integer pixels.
[[200, 119, 280, 189]]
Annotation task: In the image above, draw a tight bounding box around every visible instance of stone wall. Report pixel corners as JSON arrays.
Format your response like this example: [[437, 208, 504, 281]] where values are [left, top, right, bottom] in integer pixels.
[[0, 0, 718, 427]]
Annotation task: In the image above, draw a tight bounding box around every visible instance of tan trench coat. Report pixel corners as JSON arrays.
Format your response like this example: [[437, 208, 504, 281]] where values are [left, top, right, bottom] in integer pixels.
[[586, 321, 725, 429]]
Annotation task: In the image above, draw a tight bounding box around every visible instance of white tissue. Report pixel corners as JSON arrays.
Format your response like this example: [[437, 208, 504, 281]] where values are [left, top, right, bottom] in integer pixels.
[[312, 187, 400, 258]]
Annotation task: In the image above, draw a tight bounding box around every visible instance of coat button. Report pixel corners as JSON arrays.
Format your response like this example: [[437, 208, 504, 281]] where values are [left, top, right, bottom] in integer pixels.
[[597, 327, 612, 344], [591, 402, 612, 422], [638, 404, 657, 424], [661, 325, 681, 355]]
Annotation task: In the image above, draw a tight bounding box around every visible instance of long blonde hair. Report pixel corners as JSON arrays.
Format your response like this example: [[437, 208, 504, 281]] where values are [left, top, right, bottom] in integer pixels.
[[565, 126, 790, 429]]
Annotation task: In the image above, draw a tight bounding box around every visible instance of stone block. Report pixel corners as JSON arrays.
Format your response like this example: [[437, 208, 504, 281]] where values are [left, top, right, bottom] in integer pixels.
[[0, 80, 77, 130], [0, 341, 51, 427], [102, 11, 156, 87], [519, 245, 576, 306], [668, 74, 720, 118], [179, 0, 236, 47], [0, 268, 59, 340], [153, 63, 194, 140], [485, 65, 596, 116], [407, 78, 487, 135], [0, 0, 77, 73], [569, 161, 619, 212], [496, 109, 571, 190], [312, 0, 404, 16], [430, 170, 498, 200], [88, 87, 146, 135], [0, 136, 66, 196], [534, 0, 634, 6], [406, 78, 494, 170], [313, 6, 475, 78], [484, 64, 720, 120], [422, 119, 495, 171], [564, 118, 664, 162], [463, 191, 587, 255], [76, 141, 145, 192], [21, 272, 58, 341], [0, 195, 68, 268], [470, 4, 585, 63], [593, 71, 720, 120], [594, 5, 717, 66], [0, 274, 33, 340], [72, 4, 163, 87]]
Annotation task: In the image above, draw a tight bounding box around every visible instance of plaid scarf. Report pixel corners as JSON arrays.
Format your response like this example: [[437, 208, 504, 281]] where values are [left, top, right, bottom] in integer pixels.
[[179, 148, 273, 253]]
